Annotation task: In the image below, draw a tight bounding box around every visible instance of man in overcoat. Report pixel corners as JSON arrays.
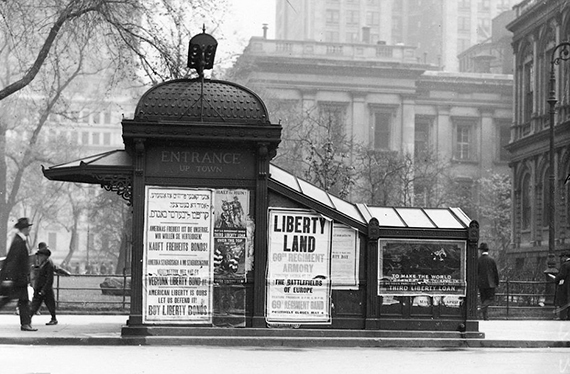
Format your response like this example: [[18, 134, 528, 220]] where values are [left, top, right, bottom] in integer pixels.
[[555, 252, 570, 320], [478, 242, 499, 321], [0, 217, 37, 331]]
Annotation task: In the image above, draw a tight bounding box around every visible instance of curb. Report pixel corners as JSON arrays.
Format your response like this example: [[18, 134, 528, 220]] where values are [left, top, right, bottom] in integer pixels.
[[0, 335, 568, 348]]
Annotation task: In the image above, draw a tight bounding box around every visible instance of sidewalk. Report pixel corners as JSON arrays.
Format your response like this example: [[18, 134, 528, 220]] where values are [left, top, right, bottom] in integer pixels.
[[0, 315, 568, 348]]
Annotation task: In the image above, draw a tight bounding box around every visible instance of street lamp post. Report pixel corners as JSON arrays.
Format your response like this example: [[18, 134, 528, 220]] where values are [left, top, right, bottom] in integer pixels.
[[546, 42, 570, 278]]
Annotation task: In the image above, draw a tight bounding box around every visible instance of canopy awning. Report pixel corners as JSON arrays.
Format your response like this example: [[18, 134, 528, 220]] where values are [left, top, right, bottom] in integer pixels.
[[42, 149, 132, 185], [43, 151, 471, 232]]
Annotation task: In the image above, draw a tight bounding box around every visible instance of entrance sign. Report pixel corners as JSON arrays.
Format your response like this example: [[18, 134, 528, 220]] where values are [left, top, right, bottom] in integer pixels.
[[331, 223, 359, 290], [143, 186, 213, 324], [378, 239, 466, 297], [266, 209, 332, 324]]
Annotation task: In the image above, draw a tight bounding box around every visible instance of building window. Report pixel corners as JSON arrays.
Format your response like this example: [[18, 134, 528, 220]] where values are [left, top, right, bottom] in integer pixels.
[[498, 123, 510, 161], [453, 120, 476, 161], [326, 9, 340, 25], [366, 11, 380, 26], [459, 0, 471, 9], [92, 132, 100, 145], [92, 112, 100, 124], [317, 103, 347, 147], [373, 112, 391, 150], [414, 119, 431, 158], [478, 0, 490, 11], [70, 131, 78, 144], [346, 11, 359, 26], [104, 111, 112, 124], [458, 17, 471, 33], [81, 131, 89, 145], [523, 58, 534, 124], [103, 132, 111, 145], [458, 38, 471, 53], [515, 257, 525, 271], [325, 32, 340, 43], [521, 173, 531, 230]]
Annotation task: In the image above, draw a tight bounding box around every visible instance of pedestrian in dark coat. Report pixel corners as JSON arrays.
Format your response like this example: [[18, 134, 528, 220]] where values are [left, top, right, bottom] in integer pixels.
[[0, 217, 37, 331], [478, 242, 499, 321], [554, 252, 570, 320], [30, 243, 58, 325]]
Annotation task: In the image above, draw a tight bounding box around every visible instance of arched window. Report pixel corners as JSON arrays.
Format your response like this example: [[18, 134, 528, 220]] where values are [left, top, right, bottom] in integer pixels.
[[522, 173, 532, 230], [522, 44, 534, 128]]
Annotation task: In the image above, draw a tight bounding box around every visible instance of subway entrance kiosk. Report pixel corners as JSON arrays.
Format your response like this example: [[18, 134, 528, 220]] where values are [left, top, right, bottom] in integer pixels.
[[43, 32, 482, 339]]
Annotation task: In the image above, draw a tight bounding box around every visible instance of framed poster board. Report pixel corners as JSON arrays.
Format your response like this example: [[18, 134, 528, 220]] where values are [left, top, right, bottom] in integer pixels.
[[331, 223, 359, 290], [266, 209, 332, 324], [142, 187, 213, 324], [378, 239, 466, 297]]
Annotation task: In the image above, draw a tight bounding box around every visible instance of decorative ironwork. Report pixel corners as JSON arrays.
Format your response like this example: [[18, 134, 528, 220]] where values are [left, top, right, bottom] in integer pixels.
[[94, 174, 133, 205]]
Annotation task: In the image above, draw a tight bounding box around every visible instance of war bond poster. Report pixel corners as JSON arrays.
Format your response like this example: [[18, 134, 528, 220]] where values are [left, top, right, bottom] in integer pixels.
[[266, 209, 332, 324], [143, 187, 213, 324], [378, 239, 466, 297], [212, 189, 252, 326]]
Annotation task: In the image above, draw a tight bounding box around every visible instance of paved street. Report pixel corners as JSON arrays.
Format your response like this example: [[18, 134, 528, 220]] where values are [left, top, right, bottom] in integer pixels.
[[0, 345, 569, 374]]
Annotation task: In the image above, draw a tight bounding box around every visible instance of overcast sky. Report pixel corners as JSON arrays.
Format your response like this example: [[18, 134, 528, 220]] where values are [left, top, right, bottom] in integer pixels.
[[228, 0, 276, 40]]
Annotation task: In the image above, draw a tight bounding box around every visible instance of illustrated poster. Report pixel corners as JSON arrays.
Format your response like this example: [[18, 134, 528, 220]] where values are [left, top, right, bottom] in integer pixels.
[[378, 239, 466, 296]]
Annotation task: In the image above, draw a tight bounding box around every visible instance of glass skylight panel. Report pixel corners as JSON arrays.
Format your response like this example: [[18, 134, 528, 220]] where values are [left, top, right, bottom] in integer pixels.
[[298, 179, 333, 207], [367, 207, 405, 227], [329, 194, 366, 224], [449, 207, 472, 226], [269, 165, 300, 192], [424, 209, 465, 229], [395, 208, 435, 228]]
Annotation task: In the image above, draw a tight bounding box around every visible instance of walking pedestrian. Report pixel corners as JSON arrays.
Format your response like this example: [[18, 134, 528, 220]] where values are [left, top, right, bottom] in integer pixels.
[[478, 242, 499, 321], [0, 217, 37, 331], [30, 243, 58, 325], [554, 252, 570, 320]]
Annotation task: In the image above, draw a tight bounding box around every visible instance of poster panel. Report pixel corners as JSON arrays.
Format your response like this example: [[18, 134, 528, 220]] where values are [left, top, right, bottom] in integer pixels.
[[143, 187, 213, 324], [266, 209, 332, 324], [331, 223, 360, 290], [212, 189, 252, 326], [378, 239, 466, 297]]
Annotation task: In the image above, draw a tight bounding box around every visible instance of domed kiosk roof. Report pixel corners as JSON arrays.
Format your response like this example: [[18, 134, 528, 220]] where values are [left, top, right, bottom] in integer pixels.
[[134, 78, 270, 125]]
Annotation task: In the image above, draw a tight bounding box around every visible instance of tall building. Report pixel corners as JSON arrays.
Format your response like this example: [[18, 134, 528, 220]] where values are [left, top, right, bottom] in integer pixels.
[[231, 35, 512, 222], [506, 0, 570, 269], [275, 0, 517, 72]]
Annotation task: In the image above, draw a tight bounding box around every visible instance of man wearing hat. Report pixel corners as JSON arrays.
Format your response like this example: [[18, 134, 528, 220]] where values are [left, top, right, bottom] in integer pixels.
[[29, 243, 58, 325], [0, 218, 37, 331], [554, 252, 570, 320], [477, 242, 499, 321]]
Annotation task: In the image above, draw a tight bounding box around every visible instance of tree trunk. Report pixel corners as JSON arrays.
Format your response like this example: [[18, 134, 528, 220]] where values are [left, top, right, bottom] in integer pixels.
[[0, 125, 8, 257]]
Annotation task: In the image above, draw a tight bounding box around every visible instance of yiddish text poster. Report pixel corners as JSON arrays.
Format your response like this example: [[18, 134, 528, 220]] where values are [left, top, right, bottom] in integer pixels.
[[143, 187, 213, 324]]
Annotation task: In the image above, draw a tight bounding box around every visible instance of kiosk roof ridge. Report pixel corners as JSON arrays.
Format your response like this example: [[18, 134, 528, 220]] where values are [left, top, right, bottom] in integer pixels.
[[133, 78, 271, 125]]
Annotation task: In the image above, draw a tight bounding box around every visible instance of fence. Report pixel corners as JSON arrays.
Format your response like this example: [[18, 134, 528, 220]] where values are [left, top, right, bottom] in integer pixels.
[[52, 273, 131, 314], [10, 276, 559, 319], [491, 279, 557, 319]]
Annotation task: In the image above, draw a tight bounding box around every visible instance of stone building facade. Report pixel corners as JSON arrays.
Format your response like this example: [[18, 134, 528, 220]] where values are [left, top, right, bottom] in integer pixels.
[[506, 0, 570, 269]]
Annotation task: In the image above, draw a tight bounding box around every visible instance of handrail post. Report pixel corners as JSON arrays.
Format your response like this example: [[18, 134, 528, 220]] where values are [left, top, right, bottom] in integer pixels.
[[506, 279, 510, 319], [55, 273, 60, 308]]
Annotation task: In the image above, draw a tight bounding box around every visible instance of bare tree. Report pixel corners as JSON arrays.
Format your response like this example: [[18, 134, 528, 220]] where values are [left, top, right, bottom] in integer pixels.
[[0, 0, 230, 255]]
